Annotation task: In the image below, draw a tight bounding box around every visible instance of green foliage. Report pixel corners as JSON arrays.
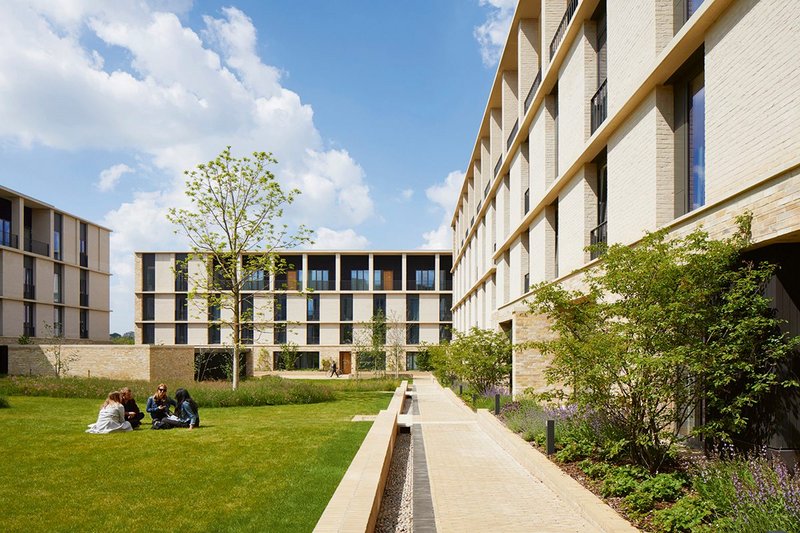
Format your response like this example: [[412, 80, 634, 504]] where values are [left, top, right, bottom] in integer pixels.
[[167, 146, 312, 390], [0, 376, 334, 407], [17, 335, 31, 345], [280, 342, 299, 370], [600, 465, 648, 497], [321, 359, 332, 372], [579, 459, 612, 480], [429, 327, 511, 393], [0, 396, 8, 408], [625, 474, 686, 514], [530, 215, 799, 471], [415, 346, 433, 371], [555, 439, 595, 463], [652, 496, 712, 533]]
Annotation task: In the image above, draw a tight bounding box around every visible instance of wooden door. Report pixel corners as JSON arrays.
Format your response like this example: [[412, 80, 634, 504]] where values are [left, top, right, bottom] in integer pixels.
[[339, 351, 351, 374]]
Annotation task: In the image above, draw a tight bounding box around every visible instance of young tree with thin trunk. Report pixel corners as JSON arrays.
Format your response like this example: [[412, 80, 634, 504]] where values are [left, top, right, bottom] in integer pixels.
[[168, 147, 311, 390]]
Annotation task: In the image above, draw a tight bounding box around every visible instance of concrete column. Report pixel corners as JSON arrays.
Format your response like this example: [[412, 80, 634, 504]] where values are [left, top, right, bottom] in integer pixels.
[[502, 71, 519, 153], [490, 108, 503, 176], [401, 253, 407, 291], [335, 253, 341, 291], [368, 253, 374, 291], [518, 18, 540, 118], [434, 253, 440, 292], [301, 254, 308, 291]]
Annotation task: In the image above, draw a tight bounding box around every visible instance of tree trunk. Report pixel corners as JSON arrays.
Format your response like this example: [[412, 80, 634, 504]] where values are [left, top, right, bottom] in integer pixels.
[[232, 299, 240, 391]]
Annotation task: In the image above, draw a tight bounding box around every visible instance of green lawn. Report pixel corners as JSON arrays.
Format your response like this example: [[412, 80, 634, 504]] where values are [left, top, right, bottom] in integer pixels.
[[0, 392, 392, 532]]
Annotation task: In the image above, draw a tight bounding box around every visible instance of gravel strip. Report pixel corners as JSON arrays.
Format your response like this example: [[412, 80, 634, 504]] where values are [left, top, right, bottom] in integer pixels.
[[376, 431, 413, 532]]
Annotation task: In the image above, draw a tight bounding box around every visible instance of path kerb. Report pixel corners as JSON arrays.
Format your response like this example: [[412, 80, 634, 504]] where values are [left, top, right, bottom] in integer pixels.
[[314, 380, 408, 533], [477, 409, 638, 533]]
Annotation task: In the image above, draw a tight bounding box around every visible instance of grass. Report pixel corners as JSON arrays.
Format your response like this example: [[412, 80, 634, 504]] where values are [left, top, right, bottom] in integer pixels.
[[0, 391, 392, 532]]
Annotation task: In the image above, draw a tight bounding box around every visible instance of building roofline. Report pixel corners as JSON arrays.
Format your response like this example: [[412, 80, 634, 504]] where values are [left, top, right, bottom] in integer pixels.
[[0, 184, 113, 232]]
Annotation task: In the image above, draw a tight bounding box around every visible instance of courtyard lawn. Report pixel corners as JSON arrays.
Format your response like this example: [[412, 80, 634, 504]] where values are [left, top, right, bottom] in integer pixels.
[[0, 391, 391, 533]]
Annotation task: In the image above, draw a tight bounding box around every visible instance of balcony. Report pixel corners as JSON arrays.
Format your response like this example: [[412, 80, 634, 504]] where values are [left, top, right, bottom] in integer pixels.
[[340, 279, 369, 291], [373, 279, 402, 291], [24, 283, 35, 300], [80, 293, 89, 307], [524, 188, 530, 213], [307, 279, 334, 291], [408, 281, 436, 291], [439, 278, 453, 291], [524, 70, 542, 114], [590, 220, 608, 260], [0, 231, 18, 248], [591, 79, 608, 134], [494, 155, 503, 177], [25, 236, 49, 257], [549, 0, 579, 60], [506, 119, 519, 151]]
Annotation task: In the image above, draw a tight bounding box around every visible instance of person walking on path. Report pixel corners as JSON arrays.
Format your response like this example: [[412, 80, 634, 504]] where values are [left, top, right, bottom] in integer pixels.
[[330, 361, 339, 378]]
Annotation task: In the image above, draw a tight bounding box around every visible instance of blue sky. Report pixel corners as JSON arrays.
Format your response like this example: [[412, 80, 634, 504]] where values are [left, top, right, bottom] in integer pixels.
[[0, 0, 516, 333]]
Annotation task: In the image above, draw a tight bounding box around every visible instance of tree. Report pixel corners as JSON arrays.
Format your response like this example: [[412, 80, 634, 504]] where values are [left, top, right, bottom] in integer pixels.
[[448, 327, 512, 393], [279, 341, 300, 370], [353, 310, 387, 378], [529, 217, 799, 471], [385, 311, 405, 378], [168, 147, 311, 390], [42, 322, 77, 378]]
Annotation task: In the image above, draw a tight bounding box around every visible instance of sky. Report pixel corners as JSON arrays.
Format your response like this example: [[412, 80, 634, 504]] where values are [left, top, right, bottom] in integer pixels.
[[0, 0, 517, 334]]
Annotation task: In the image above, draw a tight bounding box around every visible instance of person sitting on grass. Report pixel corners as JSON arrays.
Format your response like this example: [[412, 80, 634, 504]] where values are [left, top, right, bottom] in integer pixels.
[[120, 387, 145, 429], [86, 391, 133, 434], [154, 388, 200, 430], [146, 383, 176, 424]]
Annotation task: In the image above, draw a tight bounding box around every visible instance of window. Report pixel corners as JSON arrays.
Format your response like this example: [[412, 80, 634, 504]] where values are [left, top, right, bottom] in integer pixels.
[[142, 324, 155, 344], [80, 309, 88, 339], [406, 324, 419, 345], [174, 253, 188, 291], [340, 294, 353, 321], [175, 323, 188, 344], [307, 324, 320, 345], [175, 294, 188, 321], [439, 325, 452, 343], [53, 264, 63, 303], [241, 325, 253, 344], [142, 253, 155, 291], [243, 255, 266, 290], [143, 295, 155, 321], [674, 0, 705, 32], [591, 150, 608, 259], [53, 306, 64, 337], [406, 295, 419, 321], [274, 324, 287, 344], [309, 269, 330, 290], [208, 325, 220, 345], [80, 269, 89, 307], [340, 324, 353, 344], [0, 198, 12, 248], [672, 49, 705, 216], [274, 294, 287, 321], [23, 256, 35, 300], [79, 222, 88, 267], [439, 295, 452, 322], [241, 294, 254, 321], [553, 200, 559, 278], [373, 294, 386, 317], [208, 298, 220, 321], [307, 294, 319, 321], [406, 352, 418, 371], [350, 269, 369, 291], [53, 213, 63, 261], [415, 269, 435, 290], [23, 302, 35, 337]]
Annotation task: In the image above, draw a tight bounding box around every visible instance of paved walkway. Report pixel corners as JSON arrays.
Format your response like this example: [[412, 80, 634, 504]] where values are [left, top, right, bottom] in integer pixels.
[[413, 375, 612, 532]]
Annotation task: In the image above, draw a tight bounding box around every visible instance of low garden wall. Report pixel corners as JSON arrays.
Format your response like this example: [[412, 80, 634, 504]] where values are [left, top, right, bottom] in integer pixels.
[[7, 344, 195, 382], [314, 380, 408, 533]]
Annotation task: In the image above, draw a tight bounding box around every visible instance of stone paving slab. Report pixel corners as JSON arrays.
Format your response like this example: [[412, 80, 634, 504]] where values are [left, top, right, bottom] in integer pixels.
[[415, 375, 634, 532]]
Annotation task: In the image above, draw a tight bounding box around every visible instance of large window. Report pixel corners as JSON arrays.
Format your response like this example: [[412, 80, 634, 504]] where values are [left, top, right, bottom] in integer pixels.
[[53, 264, 63, 304], [53, 306, 64, 337], [80, 309, 88, 339], [142, 253, 155, 291], [175, 294, 188, 321], [241, 325, 254, 344], [23, 256, 35, 300], [307, 294, 319, 321], [340, 294, 353, 321], [350, 270, 369, 291], [79, 222, 88, 266], [143, 295, 155, 321], [79, 269, 89, 307], [143, 324, 155, 344], [53, 213, 63, 260], [406, 324, 419, 345], [274, 294, 287, 321], [373, 294, 386, 317], [307, 324, 320, 345], [308, 269, 330, 291], [415, 269, 435, 291], [241, 294, 254, 320], [439, 295, 452, 322], [208, 298, 220, 321], [274, 324, 287, 345], [340, 324, 353, 344], [174, 253, 188, 291], [688, 71, 705, 212], [406, 295, 419, 321], [175, 323, 188, 345], [439, 325, 452, 343], [23, 302, 35, 337], [208, 325, 220, 345], [672, 49, 705, 215]]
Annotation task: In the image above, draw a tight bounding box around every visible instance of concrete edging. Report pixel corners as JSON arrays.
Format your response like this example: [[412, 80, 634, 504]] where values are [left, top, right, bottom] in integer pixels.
[[476, 409, 638, 533], [314, 380, 408, 533], [441, 384, 480, 416]]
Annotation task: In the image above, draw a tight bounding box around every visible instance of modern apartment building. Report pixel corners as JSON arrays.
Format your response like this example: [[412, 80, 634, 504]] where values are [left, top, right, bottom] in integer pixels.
[[450, 0, 800, 398], [0, 185, 111, 344], [133, 250, 453, 373]]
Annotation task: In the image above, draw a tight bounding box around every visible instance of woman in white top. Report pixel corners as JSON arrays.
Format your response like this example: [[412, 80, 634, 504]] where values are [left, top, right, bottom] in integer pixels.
[[86, 391, 133, 434]]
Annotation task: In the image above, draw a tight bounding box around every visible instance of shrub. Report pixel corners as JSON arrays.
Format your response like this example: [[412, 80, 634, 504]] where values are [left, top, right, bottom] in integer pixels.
[[625, 474, 686, 514], [555, 439, 594, 463], [0, 396, 9, 408], [601, 465, 648, 497], [579, 459, 612, 480], [652, 496, 711, 533]]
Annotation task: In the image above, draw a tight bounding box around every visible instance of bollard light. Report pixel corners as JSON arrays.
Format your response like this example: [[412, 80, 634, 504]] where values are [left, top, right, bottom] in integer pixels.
[[459, 383, 463, 396], [546, 419, 556, 455], [495, 393, 501, 415]]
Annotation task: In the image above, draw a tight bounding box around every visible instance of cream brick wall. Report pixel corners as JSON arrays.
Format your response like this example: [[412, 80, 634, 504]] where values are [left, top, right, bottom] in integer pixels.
[[502, 70, 519, 146], [607, 0, 657, 113], [154, 253, 173, 292], [705, 0, 800, 204], [509, 150, 522, 227], [542, 0, 568, 69], [557, 25, 592, 172], [518, 18, 540, 118], [558, 167, 593, 274]]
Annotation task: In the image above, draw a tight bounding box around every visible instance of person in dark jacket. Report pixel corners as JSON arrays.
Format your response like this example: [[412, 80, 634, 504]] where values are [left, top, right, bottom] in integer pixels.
[[155, 388, 200, 430], [146, 383, 176, 423], [120, 387, 145, 429]]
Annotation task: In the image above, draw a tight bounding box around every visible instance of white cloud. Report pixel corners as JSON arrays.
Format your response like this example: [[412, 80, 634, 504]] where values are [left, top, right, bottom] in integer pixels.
[[474, 0, 516, 67], [400, 188, 413, 201], [0, 3, 377, 331], [420, 170, 464, 249], [310, 227, 370, 250], [96, 163, 134, 192]]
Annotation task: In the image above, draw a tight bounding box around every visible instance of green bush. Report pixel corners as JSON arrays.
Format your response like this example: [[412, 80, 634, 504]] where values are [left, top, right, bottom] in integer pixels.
[[600, 465, 648, 497], [624, 473, 685, 515], [578, 459, 611, 480], [0, 396, 9, 408], [652, 496, 711, 532], [0, 376, 335, 407], [555, 439, 594, 463]]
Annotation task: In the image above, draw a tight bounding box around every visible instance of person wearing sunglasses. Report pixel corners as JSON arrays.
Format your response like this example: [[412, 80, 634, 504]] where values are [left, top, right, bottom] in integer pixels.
[[145, 383, 176, 424]]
